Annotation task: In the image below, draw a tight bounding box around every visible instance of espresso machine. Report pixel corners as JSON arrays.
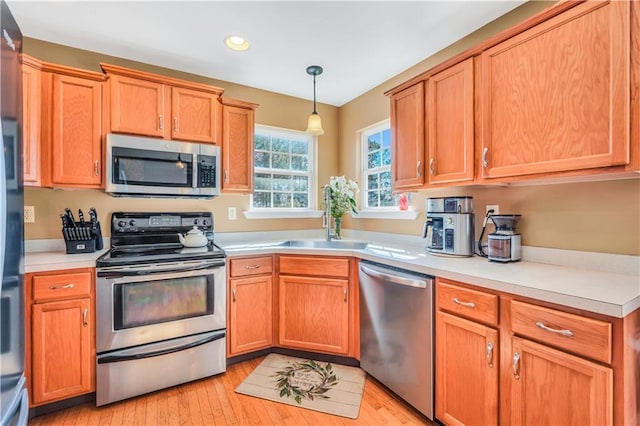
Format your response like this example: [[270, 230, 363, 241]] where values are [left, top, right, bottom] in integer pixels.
[[423, 197, 474, 257], [487, 214, 522, 262]]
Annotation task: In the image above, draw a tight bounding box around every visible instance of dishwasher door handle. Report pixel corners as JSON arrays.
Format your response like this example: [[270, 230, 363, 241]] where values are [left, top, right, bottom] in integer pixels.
[[360, 264, 429, 288]]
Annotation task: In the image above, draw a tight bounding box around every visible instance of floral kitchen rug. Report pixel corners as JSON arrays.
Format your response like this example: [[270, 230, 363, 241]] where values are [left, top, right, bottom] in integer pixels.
[[235, 353, 366, 419]]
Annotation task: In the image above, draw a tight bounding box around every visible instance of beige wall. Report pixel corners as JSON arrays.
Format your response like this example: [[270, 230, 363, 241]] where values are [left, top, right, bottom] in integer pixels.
[[24, 0, 640, 255], [23, 38, 339, 240]]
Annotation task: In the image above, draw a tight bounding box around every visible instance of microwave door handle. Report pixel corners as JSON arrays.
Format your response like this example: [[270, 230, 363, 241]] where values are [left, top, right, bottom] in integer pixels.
[[193, 154, 199, 189]]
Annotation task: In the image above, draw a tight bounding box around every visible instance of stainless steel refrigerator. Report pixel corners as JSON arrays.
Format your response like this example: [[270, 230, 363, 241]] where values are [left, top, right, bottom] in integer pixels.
[[0, 1, 28, 424]]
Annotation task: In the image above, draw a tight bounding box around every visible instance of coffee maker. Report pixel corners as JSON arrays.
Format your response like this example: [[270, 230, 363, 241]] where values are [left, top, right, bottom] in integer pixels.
[[487, 214, 522, 262], [423, 197, 474, 257]]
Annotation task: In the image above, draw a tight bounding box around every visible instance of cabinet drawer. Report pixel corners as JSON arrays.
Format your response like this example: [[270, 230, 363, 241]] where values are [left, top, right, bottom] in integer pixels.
[[511, 300, 612, 364], [230, 256, 273, 277], [279, 256, 349, 278], [32, 271, 92, 301], [437, 280, 498, 326]]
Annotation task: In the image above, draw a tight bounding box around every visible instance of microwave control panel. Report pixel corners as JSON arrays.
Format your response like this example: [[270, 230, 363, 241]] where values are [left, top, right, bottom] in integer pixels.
[[197, 155, 217, 188]]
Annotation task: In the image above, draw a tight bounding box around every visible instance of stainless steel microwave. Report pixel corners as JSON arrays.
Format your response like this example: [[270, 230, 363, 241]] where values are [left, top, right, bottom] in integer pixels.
[[105, 134, 220, 198]]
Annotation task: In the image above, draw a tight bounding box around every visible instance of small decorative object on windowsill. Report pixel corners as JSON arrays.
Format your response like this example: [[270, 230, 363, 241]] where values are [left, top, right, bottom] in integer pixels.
[[396, 192, 409, 211], [327, 176, 359, 239]]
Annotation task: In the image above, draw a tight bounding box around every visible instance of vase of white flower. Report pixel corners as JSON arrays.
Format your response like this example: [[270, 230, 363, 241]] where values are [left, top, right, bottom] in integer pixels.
[[326, 176, 358, 239]]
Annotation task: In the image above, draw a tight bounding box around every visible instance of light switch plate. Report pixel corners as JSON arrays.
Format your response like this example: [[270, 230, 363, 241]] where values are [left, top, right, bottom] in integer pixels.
[[228, 207, 237, 221]]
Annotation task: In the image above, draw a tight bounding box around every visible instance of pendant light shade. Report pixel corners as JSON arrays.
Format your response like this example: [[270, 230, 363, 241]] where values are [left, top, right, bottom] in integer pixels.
[[305, 65, 325, 136]]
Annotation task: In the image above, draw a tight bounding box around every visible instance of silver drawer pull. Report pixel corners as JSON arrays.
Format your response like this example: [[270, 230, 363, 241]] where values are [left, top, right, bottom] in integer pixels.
[[453, 297, 475, 309], [536, 321, 574, 337], [159, 114, 164, 130], [49, 283, 74, 290], [482, 147, 489, 168], [486, 342, 494, 368], [416, 160, 422, 177], [244, 265, 261, 270], [429, 158, 435, 175], [512, 352, 520, 379]]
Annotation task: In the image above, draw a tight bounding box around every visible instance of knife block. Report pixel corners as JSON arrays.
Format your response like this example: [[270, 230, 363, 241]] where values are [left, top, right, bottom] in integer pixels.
[[62, 221, 103, 254]]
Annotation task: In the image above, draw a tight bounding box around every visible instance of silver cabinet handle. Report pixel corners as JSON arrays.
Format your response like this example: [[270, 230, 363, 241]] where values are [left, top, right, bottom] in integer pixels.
[[94, 160, 100, 176], [343, 287, 347, 302], [224, 169, 229, 184], [232, 288, 237, 302], [82, 308, 88, 327], [453, 297, 475, 308], [536, 321, 574, 337], [416, 160, 422, 177], [513, 352, 520, 380], [482, 147, 489, 168], [49, 283, 74, 290], [244, 265, 261, 270], [173, 117, 178, 132], [486, 342, 494, 368], [429, 158, 435, 175], [158, 114, 164, 130]]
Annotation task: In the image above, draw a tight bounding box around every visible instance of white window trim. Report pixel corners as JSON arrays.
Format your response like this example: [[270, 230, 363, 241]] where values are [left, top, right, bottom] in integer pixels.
[[247, 124, 318, 219], [358, 119, 418, 220]]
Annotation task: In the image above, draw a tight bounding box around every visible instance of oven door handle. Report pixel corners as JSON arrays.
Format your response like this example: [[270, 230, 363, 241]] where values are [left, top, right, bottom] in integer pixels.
[[97, 330, 226, 364], [97, 260, 225, 278]]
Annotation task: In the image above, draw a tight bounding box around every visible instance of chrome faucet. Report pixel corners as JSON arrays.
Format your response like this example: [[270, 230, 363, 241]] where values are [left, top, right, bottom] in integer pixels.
[[324, 185, 338, 241]]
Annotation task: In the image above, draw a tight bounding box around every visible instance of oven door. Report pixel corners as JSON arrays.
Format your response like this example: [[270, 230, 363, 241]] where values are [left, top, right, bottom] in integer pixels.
[[96, 260, 226, 353]]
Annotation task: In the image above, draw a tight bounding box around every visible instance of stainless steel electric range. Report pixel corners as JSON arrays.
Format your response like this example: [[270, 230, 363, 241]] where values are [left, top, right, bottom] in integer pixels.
[[95, 212, 227, 406]]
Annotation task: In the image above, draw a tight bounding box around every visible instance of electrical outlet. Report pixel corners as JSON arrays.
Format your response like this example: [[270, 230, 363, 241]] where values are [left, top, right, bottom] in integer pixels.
[[24, 205, 35, 223], [486, 204, 499, 215], [228, 207, 237, 221]]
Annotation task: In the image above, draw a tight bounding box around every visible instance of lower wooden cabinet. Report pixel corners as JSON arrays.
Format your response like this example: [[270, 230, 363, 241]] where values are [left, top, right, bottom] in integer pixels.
[[26, 268, 95, 406], [227, 256, 274, 356], [510, 337, 612, 425], [436, 311, 498, 425]]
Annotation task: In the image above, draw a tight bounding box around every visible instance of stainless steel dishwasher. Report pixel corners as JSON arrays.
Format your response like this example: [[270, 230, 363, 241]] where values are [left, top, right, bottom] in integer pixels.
[[359, 260, 434, 419]]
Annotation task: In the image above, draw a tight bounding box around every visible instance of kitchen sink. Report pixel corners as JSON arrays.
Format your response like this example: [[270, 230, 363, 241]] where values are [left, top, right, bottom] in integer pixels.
[[277, 240, 369, 250]]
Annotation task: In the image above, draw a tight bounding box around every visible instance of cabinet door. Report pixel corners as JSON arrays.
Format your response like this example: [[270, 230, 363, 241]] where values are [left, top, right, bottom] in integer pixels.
[[391, 82, 425, 189], [31, 298, 93, 405], [427, 58, 474, 185], [480, 1, 630, 179], [228, 275, 273, 356], [22, 63, 41, 186], [510, 337, 612, 426], [50, 74, 102, 187], [108, 74, 165, 138], [436, 311, 498, 426], [171, 87, 218, 143], [278, 275, 349, 354], [222, 104, 254, 193]]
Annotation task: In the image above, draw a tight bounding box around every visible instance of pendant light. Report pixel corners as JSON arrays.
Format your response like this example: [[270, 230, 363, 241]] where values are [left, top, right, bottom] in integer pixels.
[[305, 65, 325, 135]]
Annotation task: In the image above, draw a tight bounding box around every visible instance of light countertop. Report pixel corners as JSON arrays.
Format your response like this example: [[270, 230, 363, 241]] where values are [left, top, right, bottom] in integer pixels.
[[24, 233, 640, 318]]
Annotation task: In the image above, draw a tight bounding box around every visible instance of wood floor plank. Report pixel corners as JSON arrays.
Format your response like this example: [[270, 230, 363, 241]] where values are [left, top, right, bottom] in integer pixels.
[[28, 357, 433, 426]]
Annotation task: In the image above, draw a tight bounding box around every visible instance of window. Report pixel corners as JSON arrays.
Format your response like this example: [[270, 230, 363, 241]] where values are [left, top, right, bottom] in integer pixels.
[[251, 125, 315, 211], [362, 121, 395, 209]]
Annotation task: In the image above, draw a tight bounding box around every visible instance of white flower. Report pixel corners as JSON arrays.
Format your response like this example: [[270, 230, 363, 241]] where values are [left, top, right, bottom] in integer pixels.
[[326, 175, 359, 218]]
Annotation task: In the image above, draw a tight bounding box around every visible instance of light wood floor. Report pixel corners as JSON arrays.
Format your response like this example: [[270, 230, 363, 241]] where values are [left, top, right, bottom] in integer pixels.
[[29, 356, 433, 425]]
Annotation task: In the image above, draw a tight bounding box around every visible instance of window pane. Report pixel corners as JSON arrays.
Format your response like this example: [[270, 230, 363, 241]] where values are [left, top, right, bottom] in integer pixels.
[[380, 171, 391, 190], [381, 191, 395, 207], [255, 134, 270, 151], [272, 153, 291, 170], [367, 173, 378, 190], [382, 129, 391, 148], [368, 191, 379, 208], [293, 193, 308, 208], [253, 191, 271, 208], [382, 148, 391, 166], [291, 155, 308, 171], [273, 192, 291, 208], [272, 174, 291, 190], [368, 151, 381, 169], [254, 173, 271, 190], [291, 141, 308, 155], [271, 138, 290, 153], [368, 134, 381, 151], [255, 151, 270, 168], [292, 176, 308, 192]]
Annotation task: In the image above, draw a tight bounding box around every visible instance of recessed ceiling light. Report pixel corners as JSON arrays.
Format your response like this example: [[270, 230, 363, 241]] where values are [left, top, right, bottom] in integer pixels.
[[224, 35, 249, 51]]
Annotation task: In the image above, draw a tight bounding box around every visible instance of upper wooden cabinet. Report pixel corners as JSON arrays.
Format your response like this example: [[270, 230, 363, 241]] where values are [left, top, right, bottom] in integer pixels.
[[427, 57, 474, 185], [102, 63, 223, 144], [21, 55, 42, 186], [221, 98, 258, 193], [40, 63, 104, 188], [390, 82, 425, 190], [480, 1, 630, 179]]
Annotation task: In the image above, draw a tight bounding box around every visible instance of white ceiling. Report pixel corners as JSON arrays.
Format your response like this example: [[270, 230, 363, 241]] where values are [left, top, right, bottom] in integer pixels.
[[7, 1, 526, 107]]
